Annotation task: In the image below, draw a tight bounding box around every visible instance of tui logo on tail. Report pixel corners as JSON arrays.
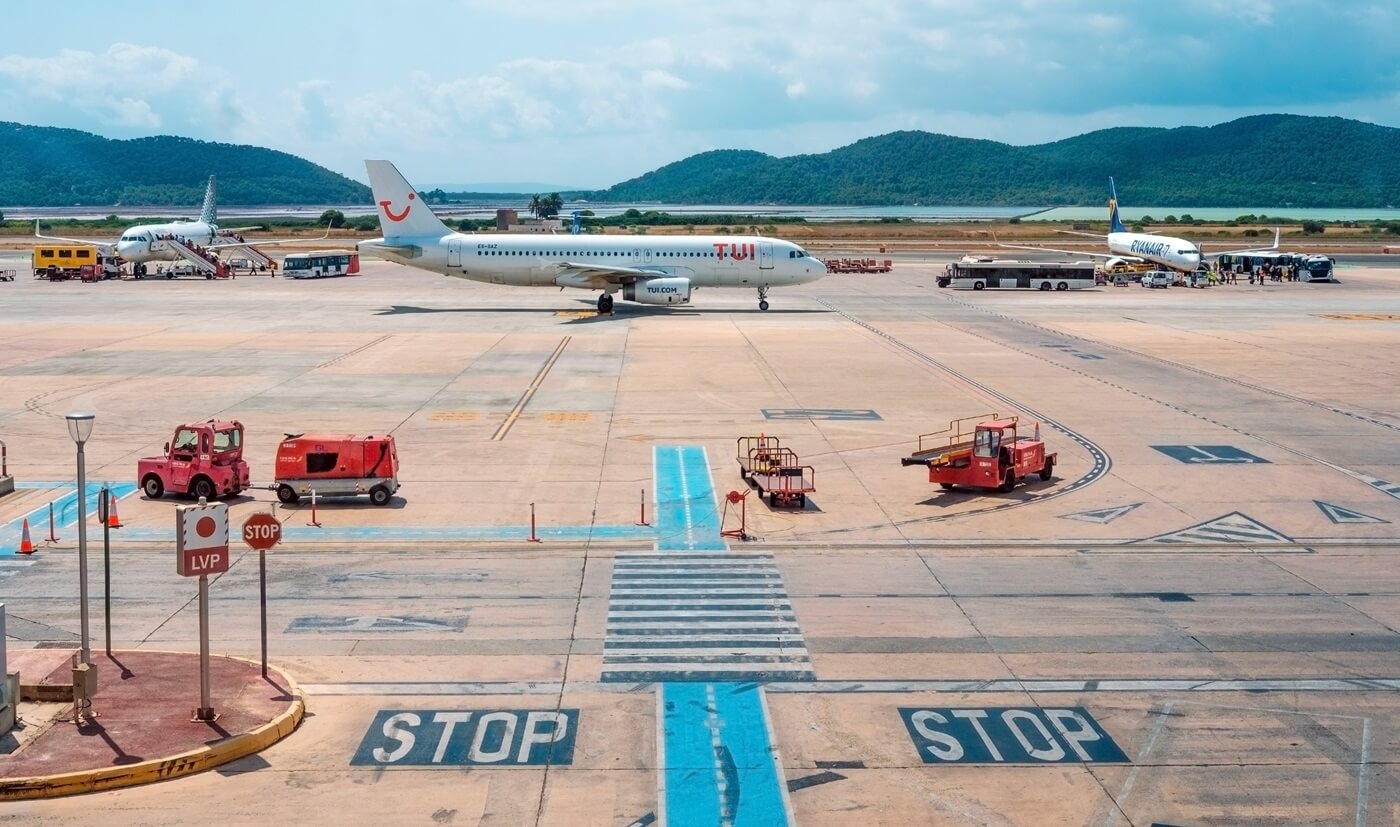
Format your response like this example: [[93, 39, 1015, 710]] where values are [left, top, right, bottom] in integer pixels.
[[380, 192, 416, 222]]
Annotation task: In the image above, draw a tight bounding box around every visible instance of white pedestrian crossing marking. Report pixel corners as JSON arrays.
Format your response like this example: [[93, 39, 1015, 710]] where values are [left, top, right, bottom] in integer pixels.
[[1138, 511, 1290, 545], [602, 553, 814, 683]]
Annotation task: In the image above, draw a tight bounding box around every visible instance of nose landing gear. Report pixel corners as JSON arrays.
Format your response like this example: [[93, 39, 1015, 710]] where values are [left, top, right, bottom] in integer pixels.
[[757, 286, 770, 311]]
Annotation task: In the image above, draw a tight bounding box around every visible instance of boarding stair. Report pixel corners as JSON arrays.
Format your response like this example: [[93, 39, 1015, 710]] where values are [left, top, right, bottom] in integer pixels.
[[166, 238, 224, 277]]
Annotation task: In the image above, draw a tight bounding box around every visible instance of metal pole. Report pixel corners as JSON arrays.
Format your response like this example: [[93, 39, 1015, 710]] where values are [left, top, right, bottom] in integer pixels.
[[76, 443, 91, 666], [103, 485, 111, 657], [197, 574, 213, 720], [259, 548, 268, 679]]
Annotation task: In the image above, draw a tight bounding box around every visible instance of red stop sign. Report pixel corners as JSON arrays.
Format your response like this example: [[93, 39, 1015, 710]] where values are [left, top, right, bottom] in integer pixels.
[[242, 513, 282, 550]]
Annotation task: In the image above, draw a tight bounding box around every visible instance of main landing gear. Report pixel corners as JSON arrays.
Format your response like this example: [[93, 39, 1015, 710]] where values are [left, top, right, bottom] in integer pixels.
[[597, 292, 614, 314], [757, 286, 770, 312]]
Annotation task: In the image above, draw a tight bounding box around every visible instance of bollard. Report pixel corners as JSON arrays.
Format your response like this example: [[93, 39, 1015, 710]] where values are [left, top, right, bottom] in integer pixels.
[[528, 502, 541, 543], [47, 501, 60, 542], [1, 441, 6, 477], [637, 488, 649, 526], [306, 489, 321, 528]]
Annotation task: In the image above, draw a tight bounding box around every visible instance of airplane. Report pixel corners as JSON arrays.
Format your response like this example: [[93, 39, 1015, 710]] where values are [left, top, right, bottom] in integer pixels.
[[36, 176, 321, 274], [358, 160, 828, 313], [1001, 177, 1278, 273]]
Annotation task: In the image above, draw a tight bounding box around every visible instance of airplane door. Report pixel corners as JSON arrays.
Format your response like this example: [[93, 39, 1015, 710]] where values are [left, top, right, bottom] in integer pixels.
[[759, 241, 774, 269], [448, 239, 461, 267], [644, 248, 652, 264]]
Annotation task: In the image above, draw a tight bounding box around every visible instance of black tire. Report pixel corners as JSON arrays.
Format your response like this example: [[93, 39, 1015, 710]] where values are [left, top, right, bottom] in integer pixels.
[[938, 482, 954, 490], [1039, 282, 1051, 291], [759, 300, 770, 311], [1056, 281, 1069, 291], [277, 484, 300, 504], [972, 281, 985, 291], [998, 470, 1016, 493], [142, 475, 164, 499], [597, 294, 613, 313], [1039, 459, 1054, 481], [190, 476, 215, 500], [369, 485, 392, 507]]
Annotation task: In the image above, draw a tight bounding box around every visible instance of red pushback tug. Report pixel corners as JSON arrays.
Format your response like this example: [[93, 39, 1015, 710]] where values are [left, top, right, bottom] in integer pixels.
[[737, 435, 815, 507], [138, 420, 250, 500], [274, 434, 400, 506], [901, 413, 1055, 493]]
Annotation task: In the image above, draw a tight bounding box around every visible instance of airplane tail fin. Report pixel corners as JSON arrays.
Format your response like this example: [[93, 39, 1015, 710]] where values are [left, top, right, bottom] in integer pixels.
[[364, 160, 453, 239], [1107, 177, 1127, 233], [199, 175, 217, 224]]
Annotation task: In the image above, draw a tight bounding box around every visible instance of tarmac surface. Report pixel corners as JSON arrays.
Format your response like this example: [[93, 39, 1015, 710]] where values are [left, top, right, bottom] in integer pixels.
[[1, 256, 1399, 824]]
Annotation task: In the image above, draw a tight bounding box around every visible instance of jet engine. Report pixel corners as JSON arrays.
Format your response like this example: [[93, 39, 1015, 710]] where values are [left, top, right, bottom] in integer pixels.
[[624, 277, 692, 305]]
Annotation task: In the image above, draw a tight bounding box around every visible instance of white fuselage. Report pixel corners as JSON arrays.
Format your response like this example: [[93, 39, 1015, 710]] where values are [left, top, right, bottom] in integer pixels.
[[115, 221, 220, 263], [359, 232, 827, 291], [1107, 231, 1202, 273]]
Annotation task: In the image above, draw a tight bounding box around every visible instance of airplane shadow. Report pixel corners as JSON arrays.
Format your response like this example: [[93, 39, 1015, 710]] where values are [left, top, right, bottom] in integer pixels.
[[376, 302, 829, 319]]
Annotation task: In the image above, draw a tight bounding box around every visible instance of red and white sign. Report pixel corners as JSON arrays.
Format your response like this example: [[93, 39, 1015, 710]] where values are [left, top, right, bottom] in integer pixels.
[[242, 512, 282, 551], [177, 501, 230, 577]]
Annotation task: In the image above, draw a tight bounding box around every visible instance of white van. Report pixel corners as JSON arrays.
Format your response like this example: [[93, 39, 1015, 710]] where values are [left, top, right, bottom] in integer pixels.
[[1140, 271, 1173, 289]]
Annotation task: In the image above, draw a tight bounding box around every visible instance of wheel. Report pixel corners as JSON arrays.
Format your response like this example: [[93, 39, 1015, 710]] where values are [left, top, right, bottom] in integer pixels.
[[973, 281, 985, 291], [597, 293, 613, 313], [759, 300, 770, 311], [938, 482, 954, 490], [1039, 459, 1054, 481], [190, 476, 215, 500], [277, 484, 300, 504], [1039, 282, 1051, 291], [1056, 281, 1069, 291], [142, 475, 164, 499], [369, 485, 392, 507], [998, 470, 1016, 493]]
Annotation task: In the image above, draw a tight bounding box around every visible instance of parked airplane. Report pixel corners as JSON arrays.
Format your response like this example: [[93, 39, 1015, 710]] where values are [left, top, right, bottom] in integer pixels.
[[359, 160, 827, 312], [1003, 177, 1277, 273], [36, 176, 319, 272]]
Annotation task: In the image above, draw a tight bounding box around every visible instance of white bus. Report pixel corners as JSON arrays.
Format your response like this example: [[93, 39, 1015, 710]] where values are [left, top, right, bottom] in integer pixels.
[[939, 258, 1097, 291], [283, 251, 360, 279]]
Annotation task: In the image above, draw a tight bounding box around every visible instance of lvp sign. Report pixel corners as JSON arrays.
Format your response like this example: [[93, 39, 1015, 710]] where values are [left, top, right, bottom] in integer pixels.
[[352, 709, 579, 767], [176, 501, 229, 577], [899, 706, 1128, 764]]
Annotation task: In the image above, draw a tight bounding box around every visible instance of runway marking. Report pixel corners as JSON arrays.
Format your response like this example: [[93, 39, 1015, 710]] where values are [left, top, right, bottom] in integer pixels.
[[0, 482, 138, 556], [302, 677, 1400, 696], [490, 336, 570, 441], [1318, 313, 1400, 321], [1059, 503, 1144, 524], [1137, 511, 1290, 545], [427, 410, 480, 422], [1314, 500, 1389, 525]]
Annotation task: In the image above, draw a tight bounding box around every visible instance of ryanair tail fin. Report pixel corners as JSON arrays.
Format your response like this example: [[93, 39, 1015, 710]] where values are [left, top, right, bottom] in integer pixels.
[[1107, 176, 1126, 233], [199, 175, 217, 224], [365, 160, 453, 239]]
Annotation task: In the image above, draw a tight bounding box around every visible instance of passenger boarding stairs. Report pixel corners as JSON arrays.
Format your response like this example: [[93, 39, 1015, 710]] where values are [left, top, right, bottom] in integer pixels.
[[166, 238, 223, 277], [216, 233, 276, 270]]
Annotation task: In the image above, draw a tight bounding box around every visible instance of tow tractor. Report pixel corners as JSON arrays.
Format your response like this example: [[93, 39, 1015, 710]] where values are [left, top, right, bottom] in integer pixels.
[[901, 414, 1055, 493], [139, 420, 250, 500], [737, 435, 815, 507]]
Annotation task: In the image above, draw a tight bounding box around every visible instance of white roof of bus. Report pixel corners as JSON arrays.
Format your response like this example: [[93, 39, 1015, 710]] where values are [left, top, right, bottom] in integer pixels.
[[284, 250, 355, 257]]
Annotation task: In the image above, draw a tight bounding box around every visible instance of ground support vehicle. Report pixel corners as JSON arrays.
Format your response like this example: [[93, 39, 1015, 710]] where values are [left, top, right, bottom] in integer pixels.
[[0, 269, 14, 282], [1140, 271, 1173, 288], [33, 245, 117, 281], [283, 251, 361, 278], [824, 258, 892, 274], [736, 436, 815, 507], [138, 420, 250, 500], [274, 433, 399, 506], [940, 259, 1096, 290], [901, 414, 1055, 493]]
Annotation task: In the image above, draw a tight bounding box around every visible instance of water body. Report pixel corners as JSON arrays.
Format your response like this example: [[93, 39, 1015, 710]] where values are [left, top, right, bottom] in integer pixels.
[[11, 203, 1400, 223]]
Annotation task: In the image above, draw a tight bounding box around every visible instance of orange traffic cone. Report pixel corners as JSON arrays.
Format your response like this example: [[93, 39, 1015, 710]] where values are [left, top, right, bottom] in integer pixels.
[[18, 519, 34, 555], [107, 494, 122, 529]]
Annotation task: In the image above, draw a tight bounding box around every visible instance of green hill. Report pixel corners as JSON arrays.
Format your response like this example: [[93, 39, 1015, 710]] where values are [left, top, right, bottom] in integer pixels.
[[0, 122, 370, 206], [592, 115, 1400, 207]]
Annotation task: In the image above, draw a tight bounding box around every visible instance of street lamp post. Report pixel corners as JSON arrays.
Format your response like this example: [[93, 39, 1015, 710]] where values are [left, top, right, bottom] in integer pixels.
[[66, 411, 95, 667]]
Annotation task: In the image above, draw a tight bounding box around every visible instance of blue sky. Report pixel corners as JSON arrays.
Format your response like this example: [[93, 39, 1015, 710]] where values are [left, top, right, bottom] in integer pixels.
[[1, 0, 1397, 190]]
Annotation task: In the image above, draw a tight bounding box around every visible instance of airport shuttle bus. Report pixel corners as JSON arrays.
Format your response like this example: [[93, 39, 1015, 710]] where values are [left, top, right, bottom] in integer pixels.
[[939, 258, 1097, 291], [1216, 252, 1336, 283], [283, 251, 361, 279]]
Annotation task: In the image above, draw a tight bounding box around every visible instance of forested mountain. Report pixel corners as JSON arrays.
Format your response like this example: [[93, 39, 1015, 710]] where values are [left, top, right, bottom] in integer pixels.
[[0, 122, 370, 206], [592, 115, 1400, 207]]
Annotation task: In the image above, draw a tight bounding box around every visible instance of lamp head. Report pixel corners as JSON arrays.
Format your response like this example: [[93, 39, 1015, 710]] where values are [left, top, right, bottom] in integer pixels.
[[65, 411, 95, 444]]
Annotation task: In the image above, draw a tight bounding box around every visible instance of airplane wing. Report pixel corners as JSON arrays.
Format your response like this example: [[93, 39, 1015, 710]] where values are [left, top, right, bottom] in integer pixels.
[[206, 228, 330, 251], [34, 220, 117, 252], [1056, 230, 1108, 239], [550, 261, 670, 289], [997, 242, 1140, 262], [1201, 228, 1281, 258]]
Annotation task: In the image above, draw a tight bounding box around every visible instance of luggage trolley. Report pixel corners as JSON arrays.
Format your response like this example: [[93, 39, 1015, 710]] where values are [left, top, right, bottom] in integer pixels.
[[736, 435, 815, 508]]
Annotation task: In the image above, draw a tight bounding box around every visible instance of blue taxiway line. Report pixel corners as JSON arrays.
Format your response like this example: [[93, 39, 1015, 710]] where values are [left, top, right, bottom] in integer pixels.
[[104, 523, 657, 543], [0, 482, 138, 555], [653, 445, 791, 827]]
